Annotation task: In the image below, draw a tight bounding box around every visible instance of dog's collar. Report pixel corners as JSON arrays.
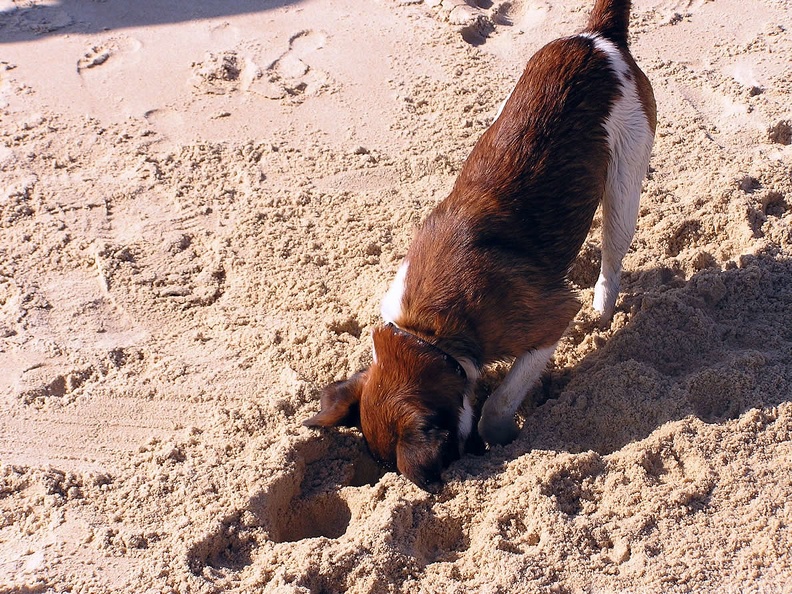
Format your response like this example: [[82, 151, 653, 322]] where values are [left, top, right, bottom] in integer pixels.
[[385, 322, 467, 381]]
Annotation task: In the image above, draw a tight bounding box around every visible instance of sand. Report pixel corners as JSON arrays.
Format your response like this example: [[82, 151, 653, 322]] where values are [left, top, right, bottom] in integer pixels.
[[1, 0, 791, 592]]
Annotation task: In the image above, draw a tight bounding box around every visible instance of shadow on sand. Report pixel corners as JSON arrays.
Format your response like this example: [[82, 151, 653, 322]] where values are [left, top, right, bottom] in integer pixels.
[[0, 0, 302, 44], [473, 252, 792, 475]]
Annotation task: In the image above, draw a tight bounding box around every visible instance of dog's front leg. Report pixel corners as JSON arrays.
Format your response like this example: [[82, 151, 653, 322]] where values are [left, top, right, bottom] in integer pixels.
[[478, 343, 557, 446]]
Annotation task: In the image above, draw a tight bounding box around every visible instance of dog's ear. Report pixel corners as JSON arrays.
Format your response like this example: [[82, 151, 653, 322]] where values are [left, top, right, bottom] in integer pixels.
[[303, 370, 367, 428], [396, 424, 449, 494]]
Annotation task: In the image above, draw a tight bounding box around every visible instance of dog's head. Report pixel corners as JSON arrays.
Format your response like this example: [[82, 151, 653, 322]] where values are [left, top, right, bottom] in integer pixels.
[[304, 324, 472, 493]]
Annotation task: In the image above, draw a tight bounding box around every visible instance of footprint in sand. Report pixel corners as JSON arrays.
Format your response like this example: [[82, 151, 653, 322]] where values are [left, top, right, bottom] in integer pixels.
[[677, 84, 756, 143], [408, 0, 522, 45], [190, 31, 330, 101], [76, 37, 143, 75], [77, 46, 111, 72], [639, 0, 708, 26], [191, 50, 252, 94], [258, 30, 331, 102]]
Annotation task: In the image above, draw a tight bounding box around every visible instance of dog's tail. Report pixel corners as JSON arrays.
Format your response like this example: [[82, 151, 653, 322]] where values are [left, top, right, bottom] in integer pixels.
[[586, 0, 631, 47]]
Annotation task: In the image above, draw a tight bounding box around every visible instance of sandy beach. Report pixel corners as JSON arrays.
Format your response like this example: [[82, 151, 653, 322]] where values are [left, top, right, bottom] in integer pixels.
[[1, 0, 791, 592]]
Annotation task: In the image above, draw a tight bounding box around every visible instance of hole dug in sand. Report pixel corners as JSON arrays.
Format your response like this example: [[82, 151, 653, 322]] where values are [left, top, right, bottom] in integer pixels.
[[269, 438, 386, 543], [685, 355, 761, 423], [187, 491, 354, 576], [187, 438, 382, 575], [270, 491, 352, 543], [269, 441, 386, 542], [496, 512, 541, 555], [327, 315, 363, 339], [298, 437, 387, 493]]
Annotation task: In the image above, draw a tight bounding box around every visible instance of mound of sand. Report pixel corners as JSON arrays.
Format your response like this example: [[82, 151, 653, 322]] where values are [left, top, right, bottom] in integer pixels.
[[1, 0, 790, 592]]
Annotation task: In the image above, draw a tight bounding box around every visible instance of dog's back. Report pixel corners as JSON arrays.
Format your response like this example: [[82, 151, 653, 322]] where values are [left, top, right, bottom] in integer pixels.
[[422, 35, 621, 276], [398, 0, 656, 364]]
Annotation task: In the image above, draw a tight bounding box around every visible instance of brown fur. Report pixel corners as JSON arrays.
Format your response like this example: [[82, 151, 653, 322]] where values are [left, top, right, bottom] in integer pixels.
[[306, 324, 466, 492], [305, 1, 652, 492], [586, 0, 631, 47], [397, 36, 621, 363]]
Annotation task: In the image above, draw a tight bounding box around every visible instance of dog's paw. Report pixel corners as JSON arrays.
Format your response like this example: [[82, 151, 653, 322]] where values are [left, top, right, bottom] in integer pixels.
[[593, 275, 618, 325], [477, 414, 519, 446]]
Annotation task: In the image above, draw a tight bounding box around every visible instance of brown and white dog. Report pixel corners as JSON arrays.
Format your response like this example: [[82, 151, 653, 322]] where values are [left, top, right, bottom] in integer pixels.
[[305, 0, 656, 492]]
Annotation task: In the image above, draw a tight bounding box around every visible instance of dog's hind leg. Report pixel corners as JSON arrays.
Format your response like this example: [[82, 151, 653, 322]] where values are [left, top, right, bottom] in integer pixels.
[[590, 37, 655, 323], [593, 163, 644, 323]]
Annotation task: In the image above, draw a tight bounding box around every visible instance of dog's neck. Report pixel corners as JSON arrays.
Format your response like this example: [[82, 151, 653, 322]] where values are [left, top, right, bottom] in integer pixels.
[[385, 322, 466, 379]]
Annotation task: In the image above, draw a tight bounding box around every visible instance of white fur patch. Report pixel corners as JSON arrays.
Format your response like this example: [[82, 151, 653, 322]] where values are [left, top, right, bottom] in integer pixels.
[[480, 344, 557, 422], [493, 87, 514, 122], [581, 33, 629, 78], [458, 394, 474, 448], [457, 357, 480, 452], [458, 357, 480, 385], [381, 261, 409, 324], [582, 34, 655, 319]]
